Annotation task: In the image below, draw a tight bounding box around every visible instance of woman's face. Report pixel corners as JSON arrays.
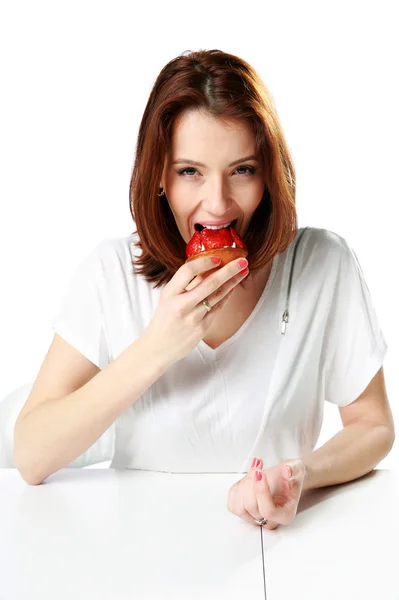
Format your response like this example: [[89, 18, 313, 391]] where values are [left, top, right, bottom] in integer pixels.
[[160, 110, 265, 244]]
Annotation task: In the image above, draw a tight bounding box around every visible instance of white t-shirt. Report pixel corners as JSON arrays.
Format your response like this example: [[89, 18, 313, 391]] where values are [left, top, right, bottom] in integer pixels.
[[51, 226, 388, 473]]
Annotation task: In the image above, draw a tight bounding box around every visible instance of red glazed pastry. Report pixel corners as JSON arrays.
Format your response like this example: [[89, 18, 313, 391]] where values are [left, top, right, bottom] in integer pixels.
[[185, 223, 248, 268]]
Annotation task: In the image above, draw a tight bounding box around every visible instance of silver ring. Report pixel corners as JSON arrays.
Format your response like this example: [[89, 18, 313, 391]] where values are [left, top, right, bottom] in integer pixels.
[[202, 300, 212, 312], [254, 517, 268, 526]]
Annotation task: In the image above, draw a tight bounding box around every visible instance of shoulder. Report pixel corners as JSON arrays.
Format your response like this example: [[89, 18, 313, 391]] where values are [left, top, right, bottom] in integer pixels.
[[299, 226, 352, 267], [287, 227, 357, 289], [301, 226, 348, 253], [85, 233, 139, 267]]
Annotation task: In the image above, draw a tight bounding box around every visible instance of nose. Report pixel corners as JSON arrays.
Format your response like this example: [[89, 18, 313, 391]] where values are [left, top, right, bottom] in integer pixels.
[[201, 179, 233, 215]]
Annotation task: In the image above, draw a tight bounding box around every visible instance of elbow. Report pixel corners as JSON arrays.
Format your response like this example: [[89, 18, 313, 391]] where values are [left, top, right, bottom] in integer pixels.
[[387, 428, 395, 452], [382, 420, 395, 449], [378, 424, 395, 461], [14, 428, 46, 486], [14, 454, 46, 486], [18, 469, 45, 486], [14, 456, 47, 486]]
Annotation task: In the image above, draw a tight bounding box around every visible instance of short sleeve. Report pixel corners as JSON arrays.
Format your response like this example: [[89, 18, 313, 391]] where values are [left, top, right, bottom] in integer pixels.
[[50, 241, 110, 370], [323, 237, 388, 407]]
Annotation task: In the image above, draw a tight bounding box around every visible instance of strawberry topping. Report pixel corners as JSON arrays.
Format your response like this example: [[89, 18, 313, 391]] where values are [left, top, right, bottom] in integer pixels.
[[185, 225, 247, 259]]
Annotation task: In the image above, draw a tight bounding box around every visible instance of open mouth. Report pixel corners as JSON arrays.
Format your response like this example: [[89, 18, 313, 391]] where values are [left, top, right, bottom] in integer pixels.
[[194, 219, 238, 233]]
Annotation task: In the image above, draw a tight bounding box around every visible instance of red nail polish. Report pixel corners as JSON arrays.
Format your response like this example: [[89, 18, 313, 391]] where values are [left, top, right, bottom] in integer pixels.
[[255, 470, 262, 481], [251, 457, 261, 469]]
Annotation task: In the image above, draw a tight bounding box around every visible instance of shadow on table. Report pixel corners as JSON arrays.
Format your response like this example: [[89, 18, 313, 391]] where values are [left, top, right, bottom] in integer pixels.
[[296, 468, 380, 518]]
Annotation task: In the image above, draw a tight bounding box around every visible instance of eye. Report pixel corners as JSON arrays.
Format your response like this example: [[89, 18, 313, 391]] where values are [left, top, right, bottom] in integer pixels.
[[178, 168, 198, 177], [177, 166, 257, 177], [236, 166, 256, 176]]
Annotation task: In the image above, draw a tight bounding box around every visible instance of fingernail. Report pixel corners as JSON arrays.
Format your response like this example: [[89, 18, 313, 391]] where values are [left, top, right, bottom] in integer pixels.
[[238, 259, 248, 268], [255, 470, 262, 481], [211, 256, 221, 264], [286, 465, 293, 478]]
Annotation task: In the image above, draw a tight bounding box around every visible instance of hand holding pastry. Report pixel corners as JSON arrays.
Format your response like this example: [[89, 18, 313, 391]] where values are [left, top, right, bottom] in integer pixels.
[[143, 251, 249, 366]]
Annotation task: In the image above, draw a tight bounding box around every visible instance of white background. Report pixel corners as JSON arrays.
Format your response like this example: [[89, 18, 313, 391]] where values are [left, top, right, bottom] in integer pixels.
[[0, 1, 397, 468]]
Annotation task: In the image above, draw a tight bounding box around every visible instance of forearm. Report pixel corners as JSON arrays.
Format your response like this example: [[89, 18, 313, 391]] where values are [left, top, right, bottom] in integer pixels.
[[14, 333, 171, 485], [300, 421, 395, 491]]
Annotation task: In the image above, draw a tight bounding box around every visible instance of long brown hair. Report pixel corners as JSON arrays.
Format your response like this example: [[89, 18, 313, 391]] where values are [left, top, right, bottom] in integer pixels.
[[129, 49, 298, 289]]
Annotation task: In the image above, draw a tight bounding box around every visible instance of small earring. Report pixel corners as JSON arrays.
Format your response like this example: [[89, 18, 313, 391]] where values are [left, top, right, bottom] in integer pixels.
[[157, 188, 165, 197]]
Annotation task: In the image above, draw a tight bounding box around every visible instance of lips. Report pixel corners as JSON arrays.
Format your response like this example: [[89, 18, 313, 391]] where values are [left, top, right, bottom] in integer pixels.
[[186, 221, 247, 259], [194, 219, 234, 232], [192, 218, 238, 234]]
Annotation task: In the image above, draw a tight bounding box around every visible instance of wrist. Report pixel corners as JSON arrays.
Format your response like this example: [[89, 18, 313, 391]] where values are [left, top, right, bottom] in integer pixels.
[[299, 456, 313, 491], [139, 330, 174, 374]]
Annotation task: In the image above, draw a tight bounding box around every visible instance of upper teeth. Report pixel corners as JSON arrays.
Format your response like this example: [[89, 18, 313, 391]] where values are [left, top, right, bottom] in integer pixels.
[[202, 222, 232, 230]]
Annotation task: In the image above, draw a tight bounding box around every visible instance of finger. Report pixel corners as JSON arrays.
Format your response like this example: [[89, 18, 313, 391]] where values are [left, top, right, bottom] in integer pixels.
[[236, 502, 261, 527], [232, 458, 263, 524], [190, 264, 249, 320], [184, 271, 209, 292], [199, 278, 234, 312], [251, 456, 279, 530], [228, 474, 278, 530], [184, 259, 231, 291], [255, 470, 296, 527], [243, 468, 281, 528], [245, 458, 264, 490], [245, 457, 264, 486], [165, 255, 223, 297], [284, 459, 306, 487], [237, 491, 264, 526], [227, 478, 257, 526], [243, 473, 279, 529], [229, 476, 265, 526], [249, 469, 275, 519], [279, 460, 306, 504], [249, 456, 264, 472], [189, 257, 248, 308], [253, 473, 281, 529]]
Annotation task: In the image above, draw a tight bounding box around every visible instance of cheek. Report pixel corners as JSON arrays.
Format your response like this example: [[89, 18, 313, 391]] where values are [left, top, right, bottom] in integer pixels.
[[167, 193, 191, 215]]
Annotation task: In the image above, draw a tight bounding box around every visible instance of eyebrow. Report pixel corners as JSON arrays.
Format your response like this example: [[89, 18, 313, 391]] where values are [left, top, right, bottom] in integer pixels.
[[171, 155, 258, 168]]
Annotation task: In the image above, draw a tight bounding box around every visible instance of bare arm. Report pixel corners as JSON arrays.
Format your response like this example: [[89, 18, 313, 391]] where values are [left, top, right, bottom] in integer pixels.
[[14, 251, 247, 485], [301, 421, 394, 491], [14, 333, 170, 485]]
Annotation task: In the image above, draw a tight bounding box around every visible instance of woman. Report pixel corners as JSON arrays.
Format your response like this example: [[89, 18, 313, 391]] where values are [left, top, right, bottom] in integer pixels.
[[14, 49, 395, 531]]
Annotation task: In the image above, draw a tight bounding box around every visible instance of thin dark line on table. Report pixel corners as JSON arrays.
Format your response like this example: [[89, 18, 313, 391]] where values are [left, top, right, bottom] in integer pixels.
[[261, 527, 267, 599]]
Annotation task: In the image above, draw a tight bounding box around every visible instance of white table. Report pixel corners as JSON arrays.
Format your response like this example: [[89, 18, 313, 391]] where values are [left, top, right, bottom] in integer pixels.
[[0, 468, 397, 599], [262, 468, 398, 600]]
